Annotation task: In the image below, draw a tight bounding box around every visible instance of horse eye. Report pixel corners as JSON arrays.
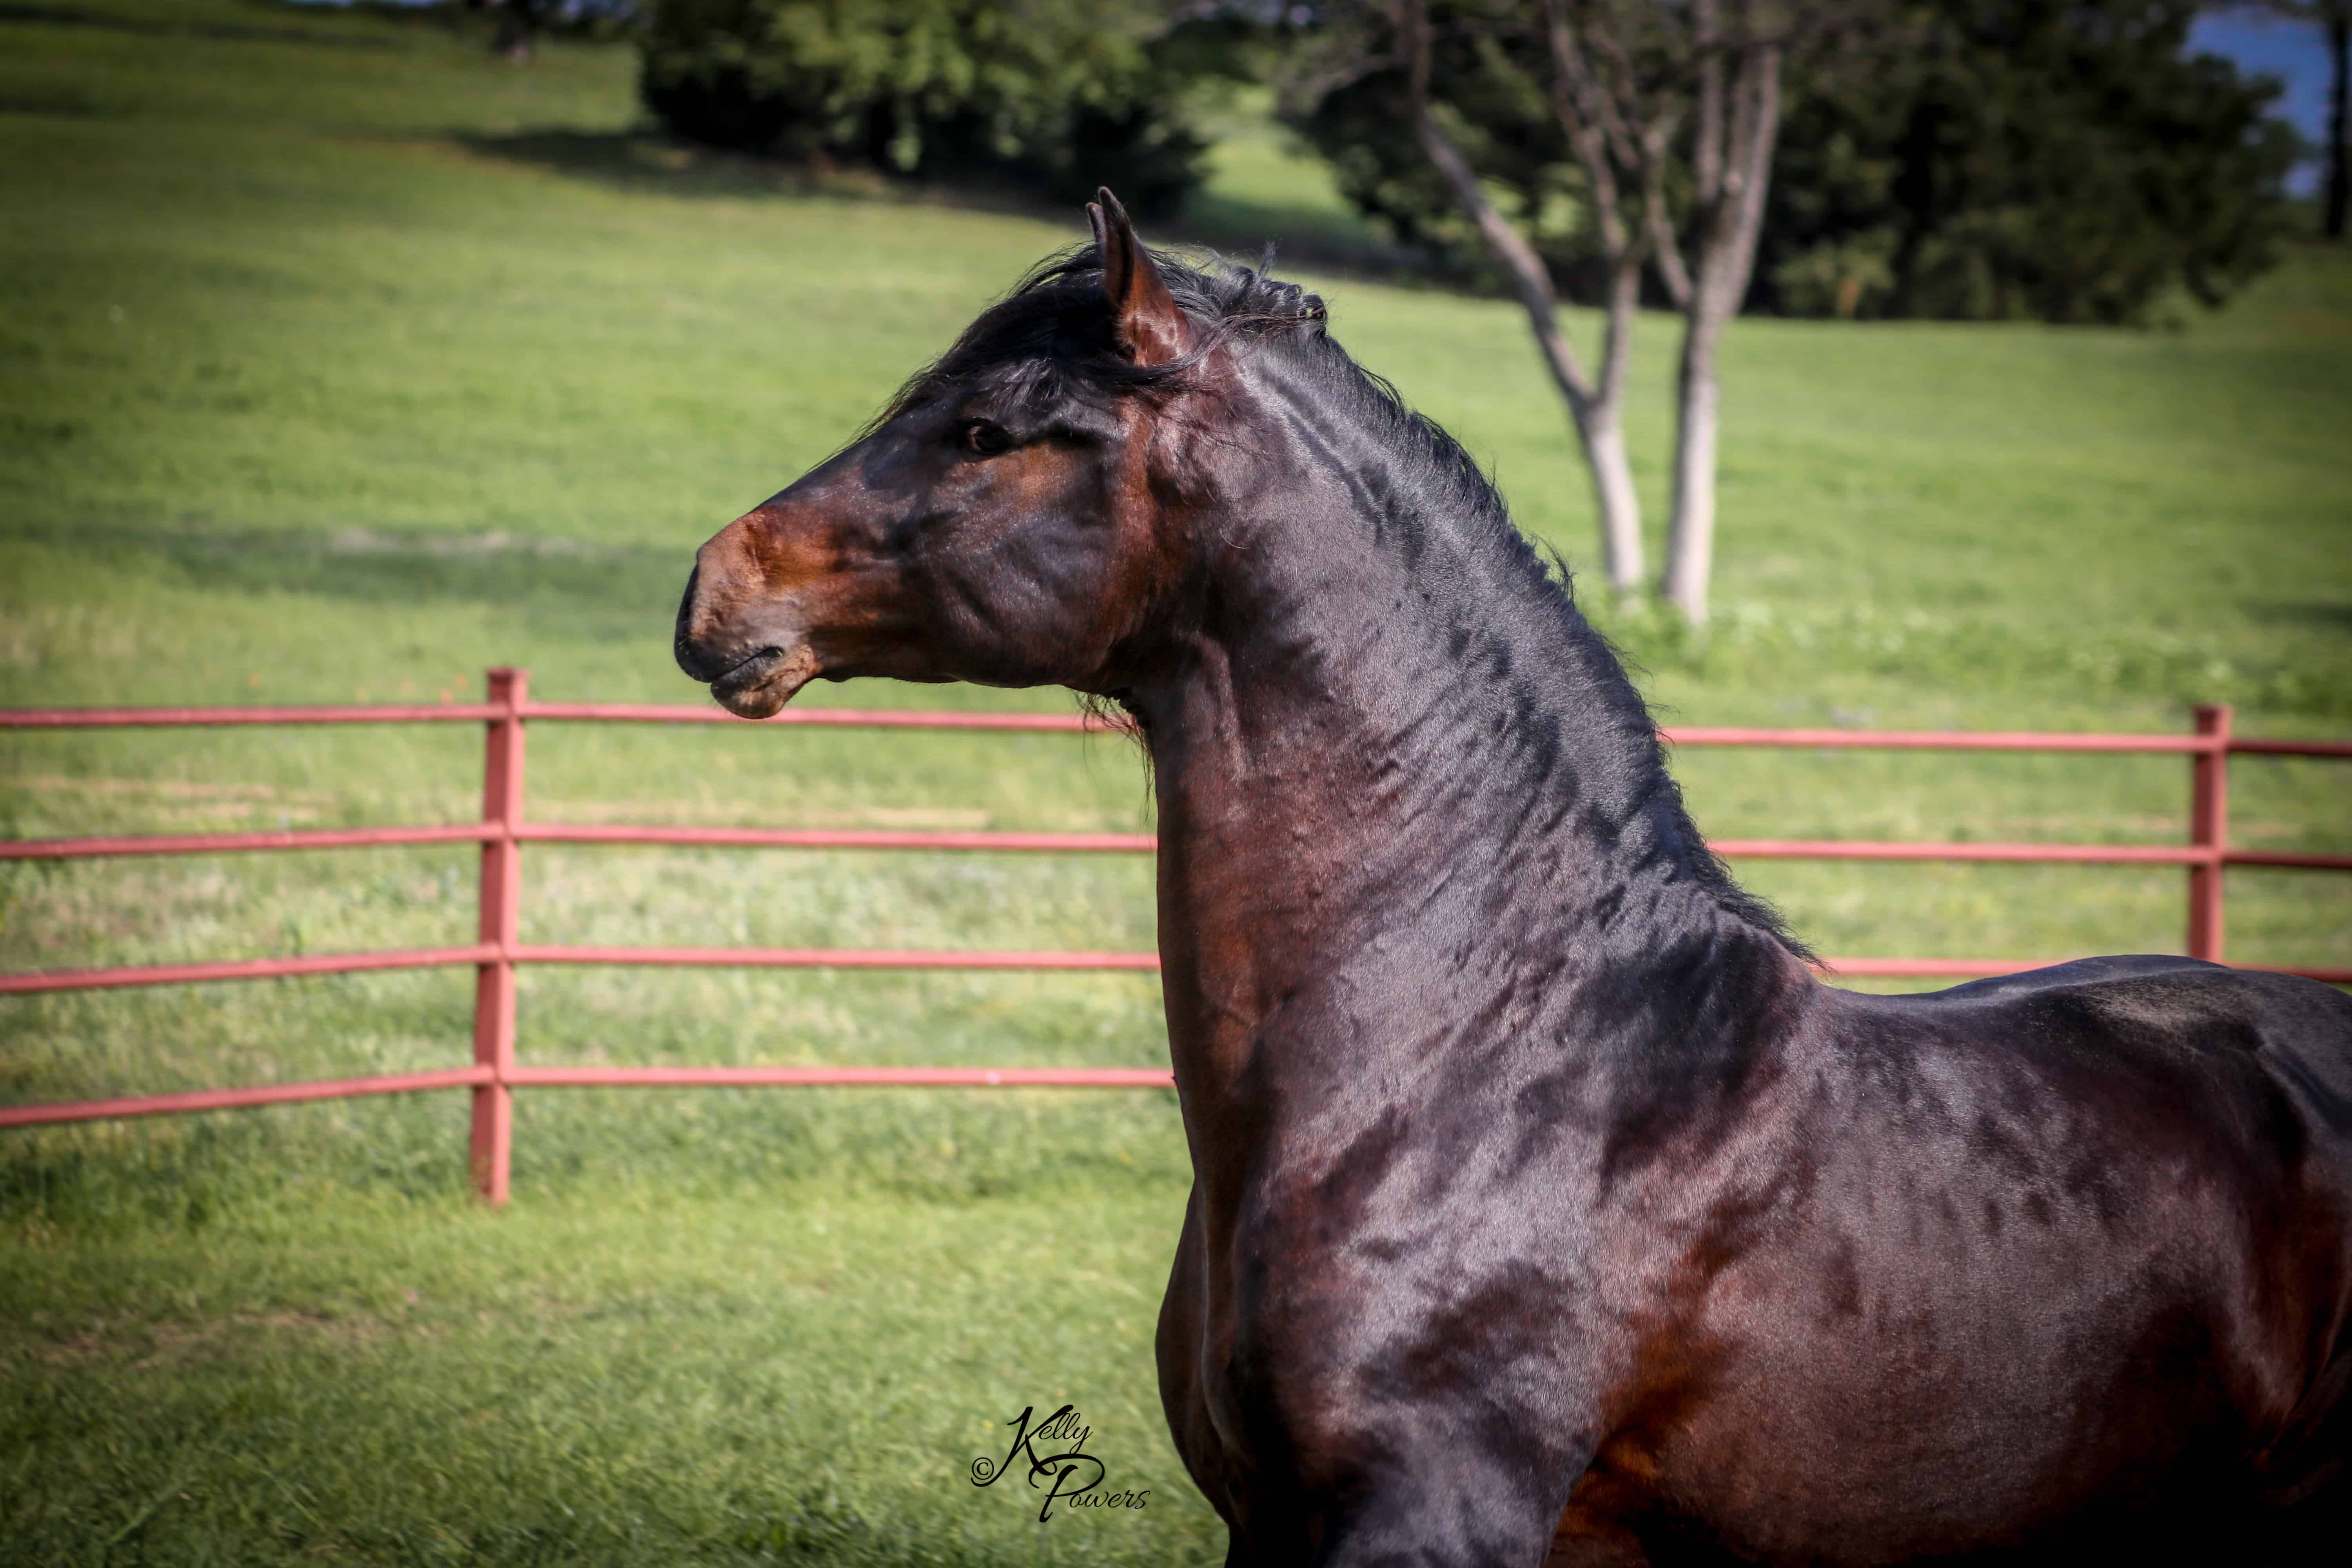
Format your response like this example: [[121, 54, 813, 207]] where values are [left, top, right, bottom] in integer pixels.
[[958, 421, 1013, 457]]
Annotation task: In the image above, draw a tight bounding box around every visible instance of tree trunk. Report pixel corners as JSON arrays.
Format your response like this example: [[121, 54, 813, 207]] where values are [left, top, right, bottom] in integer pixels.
[[1583, 412, 1643, 592], [1581, 253, 1646, 592], [1661, 33, 1780, 626], [2329, 13, 2348, 241], [1662, 320, 1721, 622], [494, 0, 537, 63]]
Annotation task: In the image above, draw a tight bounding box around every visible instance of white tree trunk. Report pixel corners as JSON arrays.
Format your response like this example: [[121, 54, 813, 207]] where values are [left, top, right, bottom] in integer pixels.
[[1583, 252, 1645, 594], [1661, 33, 1780, 627], [1583, 410, 1644, 595], [1662, 325, 1720, 623]]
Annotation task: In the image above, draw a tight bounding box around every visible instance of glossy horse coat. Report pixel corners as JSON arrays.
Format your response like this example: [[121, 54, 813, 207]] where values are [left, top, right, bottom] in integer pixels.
[[674, 194, 2352, 1564]]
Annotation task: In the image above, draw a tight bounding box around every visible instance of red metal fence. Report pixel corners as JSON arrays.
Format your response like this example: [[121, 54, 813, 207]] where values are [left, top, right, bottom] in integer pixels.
[[4, 670, 2347, 1204]]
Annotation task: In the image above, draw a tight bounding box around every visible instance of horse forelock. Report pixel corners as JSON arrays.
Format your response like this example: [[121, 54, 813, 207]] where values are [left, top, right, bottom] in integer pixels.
[[866, 245, 1331, 430]]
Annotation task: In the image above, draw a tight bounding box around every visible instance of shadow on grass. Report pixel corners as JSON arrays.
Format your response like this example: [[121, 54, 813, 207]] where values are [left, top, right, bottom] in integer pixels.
[[0, 2, 406, 49], [2247, 601, 2352, 636], [455, 129, 1446, 285], [456, 128, 1147, 237], [452, 129, 899, 205], [5, 517, 681, 620]]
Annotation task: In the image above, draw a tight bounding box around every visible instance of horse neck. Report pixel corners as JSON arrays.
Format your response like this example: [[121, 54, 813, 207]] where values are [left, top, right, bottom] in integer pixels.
[[1132, 353, 1802, 1117]]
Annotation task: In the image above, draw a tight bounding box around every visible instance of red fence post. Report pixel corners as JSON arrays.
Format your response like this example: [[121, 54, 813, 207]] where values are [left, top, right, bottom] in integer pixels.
[[2188, 704, 2231, 962], [471, 668, 527, 1205]]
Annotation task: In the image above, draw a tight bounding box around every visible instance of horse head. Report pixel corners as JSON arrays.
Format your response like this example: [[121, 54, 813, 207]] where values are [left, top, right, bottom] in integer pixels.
[[673, 190, 1223, 719]]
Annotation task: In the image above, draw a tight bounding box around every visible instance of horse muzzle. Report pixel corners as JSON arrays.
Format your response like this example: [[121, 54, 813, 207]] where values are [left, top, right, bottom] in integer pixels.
[[673, 553, 824, 719]]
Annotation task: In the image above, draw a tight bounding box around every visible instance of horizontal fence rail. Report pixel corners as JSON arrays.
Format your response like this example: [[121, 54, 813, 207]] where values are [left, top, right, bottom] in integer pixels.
[[4, 673, 2347, 1204]]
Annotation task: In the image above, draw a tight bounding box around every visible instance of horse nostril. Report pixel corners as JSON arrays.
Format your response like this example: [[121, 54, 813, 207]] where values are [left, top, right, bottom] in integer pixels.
[[673, 565, 713, 679]]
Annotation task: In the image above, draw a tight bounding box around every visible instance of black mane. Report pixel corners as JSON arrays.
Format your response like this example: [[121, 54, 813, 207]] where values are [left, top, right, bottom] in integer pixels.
[[887, 245, 1806, 957], [872, 244, 1328, 428]]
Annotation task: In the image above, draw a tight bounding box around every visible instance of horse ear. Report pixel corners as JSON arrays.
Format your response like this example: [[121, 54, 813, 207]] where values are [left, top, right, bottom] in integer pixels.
[[1087, 187, 1191, 366]]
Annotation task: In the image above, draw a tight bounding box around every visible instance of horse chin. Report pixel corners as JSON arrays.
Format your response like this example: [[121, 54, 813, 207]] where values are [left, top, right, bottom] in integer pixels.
[[711, 644, 821, 719]]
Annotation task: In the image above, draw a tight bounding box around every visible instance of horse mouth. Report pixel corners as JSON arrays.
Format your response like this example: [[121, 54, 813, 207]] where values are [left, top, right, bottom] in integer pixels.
[[708, 644, 820, 719]]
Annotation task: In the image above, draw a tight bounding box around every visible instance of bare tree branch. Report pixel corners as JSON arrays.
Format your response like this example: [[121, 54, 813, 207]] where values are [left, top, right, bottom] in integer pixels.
[[1397, 0, 1598, 411], [1692, 0, 1725, 211], [1391, 0, 1655, 590], [1646, 177, 1693, 308]]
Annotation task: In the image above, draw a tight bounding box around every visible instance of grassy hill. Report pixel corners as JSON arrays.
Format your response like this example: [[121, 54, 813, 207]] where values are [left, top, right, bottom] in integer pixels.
[[1, 4, 2347, 1563]]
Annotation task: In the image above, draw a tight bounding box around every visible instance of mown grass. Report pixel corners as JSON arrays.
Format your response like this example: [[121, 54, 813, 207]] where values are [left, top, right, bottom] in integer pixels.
[[4, 1179, 1226, 1564], [1, 2, 2348, 1562]]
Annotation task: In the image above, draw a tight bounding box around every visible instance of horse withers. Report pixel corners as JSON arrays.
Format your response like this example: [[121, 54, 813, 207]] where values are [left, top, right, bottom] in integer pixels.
[[673, 192, 2352, 1565]]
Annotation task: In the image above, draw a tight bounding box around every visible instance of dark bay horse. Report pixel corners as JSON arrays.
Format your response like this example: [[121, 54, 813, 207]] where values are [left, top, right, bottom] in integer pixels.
[[674, 192, 2352, 1564]]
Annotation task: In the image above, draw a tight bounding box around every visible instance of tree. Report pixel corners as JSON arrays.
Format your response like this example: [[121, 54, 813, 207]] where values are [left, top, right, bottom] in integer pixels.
[[2252, 2, 2350, 238], [637, 0, 1209, 215], [2333, 2, 2351, 237], [493, 0, 544, 63], [1287, 0, 1687, 597], [1290, 1, 1868, 621], [1756, 1, 2299, 322], [1402, 0, 1683, 597]]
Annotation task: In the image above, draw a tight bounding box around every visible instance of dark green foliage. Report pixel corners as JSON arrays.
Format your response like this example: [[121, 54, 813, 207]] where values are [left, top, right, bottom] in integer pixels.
[[1757, 0, 2299, 323], [636, 0, 1210, 214], [1285, 1, 2298, 325]]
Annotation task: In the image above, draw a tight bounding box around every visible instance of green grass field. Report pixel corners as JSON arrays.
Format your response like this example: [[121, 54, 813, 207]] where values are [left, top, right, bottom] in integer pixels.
[[2, 3, 2349, 1561]]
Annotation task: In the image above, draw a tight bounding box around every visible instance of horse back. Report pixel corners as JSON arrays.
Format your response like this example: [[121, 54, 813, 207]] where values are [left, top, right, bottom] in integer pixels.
[[1907, 958, 2352, 1514], [1886, 955, 2352, 1176], [1614, 958, 2352, 1559]]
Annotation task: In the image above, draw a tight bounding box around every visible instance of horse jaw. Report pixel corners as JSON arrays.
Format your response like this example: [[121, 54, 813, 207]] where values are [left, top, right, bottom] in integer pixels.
[[710, 643, 821, 719]]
